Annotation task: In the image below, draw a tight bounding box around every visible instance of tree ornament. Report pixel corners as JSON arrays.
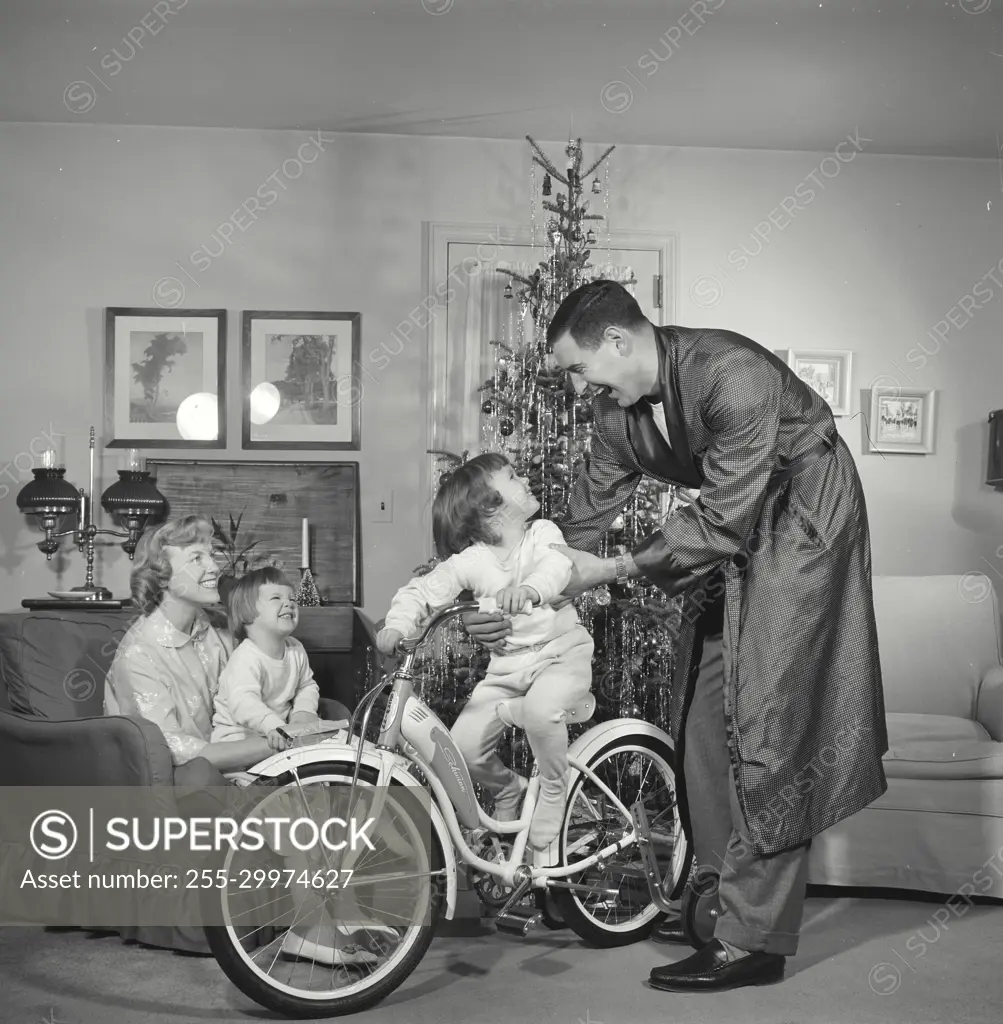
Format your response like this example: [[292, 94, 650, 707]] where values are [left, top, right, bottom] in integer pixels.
[[499, 419, 515, 436], [592, 176, 602, 194], [482, 400, 494, 415], [592, 585, 611, 607], [542, 172, 552, 196], [586, 228, 597, 244]]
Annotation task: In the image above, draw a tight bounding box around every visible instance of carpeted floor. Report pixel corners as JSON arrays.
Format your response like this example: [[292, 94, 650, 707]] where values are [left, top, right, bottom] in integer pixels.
[[2, 891, 1002, 1024]]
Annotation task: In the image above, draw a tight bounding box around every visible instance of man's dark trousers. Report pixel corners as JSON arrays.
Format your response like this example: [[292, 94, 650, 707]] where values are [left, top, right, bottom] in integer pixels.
[[682, 606, 812, 956]]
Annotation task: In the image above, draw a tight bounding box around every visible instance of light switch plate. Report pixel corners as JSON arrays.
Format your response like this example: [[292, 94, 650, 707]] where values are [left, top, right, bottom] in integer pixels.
[[372, 491, 393, 523]]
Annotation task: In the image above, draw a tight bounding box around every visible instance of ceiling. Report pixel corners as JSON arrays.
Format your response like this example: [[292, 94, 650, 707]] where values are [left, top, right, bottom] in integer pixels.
[[1, 0, 1001, 157]]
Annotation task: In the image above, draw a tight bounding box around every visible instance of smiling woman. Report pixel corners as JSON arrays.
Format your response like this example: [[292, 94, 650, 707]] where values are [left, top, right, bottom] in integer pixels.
[[104, 514, 276, 781]]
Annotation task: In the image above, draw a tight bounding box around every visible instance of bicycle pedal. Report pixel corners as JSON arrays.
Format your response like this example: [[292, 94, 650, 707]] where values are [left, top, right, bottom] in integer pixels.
[[494, 906, 543, 936]]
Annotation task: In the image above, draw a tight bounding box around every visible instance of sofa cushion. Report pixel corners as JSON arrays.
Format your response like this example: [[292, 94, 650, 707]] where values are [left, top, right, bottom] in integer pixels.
[[884, 739, 1003, 780], [882, 712, 1003, 778], [885, 712, 990, 746], [0, 612, 127, 720]]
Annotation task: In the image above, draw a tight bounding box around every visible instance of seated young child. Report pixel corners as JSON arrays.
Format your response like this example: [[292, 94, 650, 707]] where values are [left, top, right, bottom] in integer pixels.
[[376, 453, 594, 849], [215, 567, 399, 966], [211, 567, 321, 747]]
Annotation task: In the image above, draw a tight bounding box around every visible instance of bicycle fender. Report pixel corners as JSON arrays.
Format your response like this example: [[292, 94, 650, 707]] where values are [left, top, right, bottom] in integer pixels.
[[568, 718, 674, 767], [245, 743, 458, 920], [532, 719, 675, 868]]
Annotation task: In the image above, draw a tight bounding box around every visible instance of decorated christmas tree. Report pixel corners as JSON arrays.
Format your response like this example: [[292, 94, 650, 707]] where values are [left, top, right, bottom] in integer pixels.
[[412, 136, 685, 761]]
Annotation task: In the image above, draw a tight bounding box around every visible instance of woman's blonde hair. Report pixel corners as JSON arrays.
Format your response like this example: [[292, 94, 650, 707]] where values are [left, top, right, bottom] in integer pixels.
[[132, 515, 214, 615]]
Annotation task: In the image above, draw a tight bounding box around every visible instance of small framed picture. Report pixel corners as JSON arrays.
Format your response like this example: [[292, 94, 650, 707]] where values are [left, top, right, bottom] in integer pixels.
[[782, 349, 853, 417], [868, 387, 937, 454], [104, 308, 226, 448], [241, 311, 362, 450]]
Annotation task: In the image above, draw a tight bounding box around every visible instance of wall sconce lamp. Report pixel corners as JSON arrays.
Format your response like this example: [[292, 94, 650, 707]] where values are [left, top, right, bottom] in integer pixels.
[[16, 427, 167, 600]]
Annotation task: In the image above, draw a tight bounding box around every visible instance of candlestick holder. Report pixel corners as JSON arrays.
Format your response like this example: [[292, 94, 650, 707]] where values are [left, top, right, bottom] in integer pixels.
[[16, 428, 167, 601]]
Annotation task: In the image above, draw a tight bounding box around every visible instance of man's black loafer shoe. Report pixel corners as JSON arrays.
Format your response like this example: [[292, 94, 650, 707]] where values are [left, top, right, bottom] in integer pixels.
[[649, 938, 785, 992], [651, 917, 687, 944]]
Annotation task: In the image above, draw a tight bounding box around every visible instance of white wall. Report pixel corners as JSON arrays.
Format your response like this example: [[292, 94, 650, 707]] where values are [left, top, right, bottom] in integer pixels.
[[1, 122, 1000, 618]]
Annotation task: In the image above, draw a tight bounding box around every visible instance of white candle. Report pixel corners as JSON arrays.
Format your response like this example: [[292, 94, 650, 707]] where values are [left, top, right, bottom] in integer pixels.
[[301, 517, 309, 568]]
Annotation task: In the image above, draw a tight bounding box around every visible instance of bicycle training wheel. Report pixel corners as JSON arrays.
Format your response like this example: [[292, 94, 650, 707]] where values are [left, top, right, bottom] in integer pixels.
[[681, 869, 720, 950], [204, 764, 444, 1019], [551, 734, 690, 948]]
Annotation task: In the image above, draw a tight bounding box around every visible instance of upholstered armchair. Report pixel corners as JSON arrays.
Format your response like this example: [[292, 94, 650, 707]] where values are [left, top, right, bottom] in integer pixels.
[[809, 573, 1003, 897]]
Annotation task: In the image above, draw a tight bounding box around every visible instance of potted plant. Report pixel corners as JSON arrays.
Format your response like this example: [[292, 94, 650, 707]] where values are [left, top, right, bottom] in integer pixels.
[[210, 509, 276, 605]]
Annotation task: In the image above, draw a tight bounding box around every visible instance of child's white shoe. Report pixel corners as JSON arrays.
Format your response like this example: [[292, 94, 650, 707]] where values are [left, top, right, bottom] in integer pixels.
[[492, 775, 528, 823], [529, 775, 568, 849], [280, 931, 377, 967]]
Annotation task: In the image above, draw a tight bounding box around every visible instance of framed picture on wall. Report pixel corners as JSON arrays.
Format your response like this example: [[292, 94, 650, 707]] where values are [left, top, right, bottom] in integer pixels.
[[241, 311, 362, 450], [104, 307, 226, 448], [867, 386, 937, 454], [781, 348, 853, 417]]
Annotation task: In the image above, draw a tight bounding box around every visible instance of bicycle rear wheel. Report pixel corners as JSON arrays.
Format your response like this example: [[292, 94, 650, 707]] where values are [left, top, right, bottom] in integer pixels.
[[551, 734, 690, 948], [204, 764, 444, 1019]]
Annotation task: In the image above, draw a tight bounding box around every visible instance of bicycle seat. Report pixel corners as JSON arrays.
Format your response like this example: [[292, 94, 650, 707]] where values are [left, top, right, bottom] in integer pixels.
[[497, 692, 596, 729]]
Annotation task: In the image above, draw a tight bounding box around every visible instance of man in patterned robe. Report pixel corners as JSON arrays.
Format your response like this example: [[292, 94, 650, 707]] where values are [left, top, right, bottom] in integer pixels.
[[466, 280, 887, 991]]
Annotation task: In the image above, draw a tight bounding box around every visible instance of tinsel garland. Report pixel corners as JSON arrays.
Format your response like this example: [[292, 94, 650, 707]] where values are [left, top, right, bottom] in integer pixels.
[[415, 137, 684, 775]]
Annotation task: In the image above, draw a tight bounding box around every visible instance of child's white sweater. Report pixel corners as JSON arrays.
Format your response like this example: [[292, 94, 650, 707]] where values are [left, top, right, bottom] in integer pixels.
[[384, 519, 578, 649]]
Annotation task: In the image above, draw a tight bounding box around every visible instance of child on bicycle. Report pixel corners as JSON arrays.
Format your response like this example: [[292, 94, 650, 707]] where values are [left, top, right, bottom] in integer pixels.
[[376, 453, 594, 849]]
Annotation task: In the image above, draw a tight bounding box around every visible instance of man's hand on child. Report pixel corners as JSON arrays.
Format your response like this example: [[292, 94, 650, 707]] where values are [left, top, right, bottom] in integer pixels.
[[495, 585, 535, 616], [376, 627, 404, 655], [461, 608, 512, 649]]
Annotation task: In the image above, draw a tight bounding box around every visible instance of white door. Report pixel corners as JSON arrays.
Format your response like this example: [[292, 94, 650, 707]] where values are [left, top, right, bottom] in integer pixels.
[[430, 238, 668, 460]]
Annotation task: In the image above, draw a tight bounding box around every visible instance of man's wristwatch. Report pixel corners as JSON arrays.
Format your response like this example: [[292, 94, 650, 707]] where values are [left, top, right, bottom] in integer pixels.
[[614, 552, 629, 587]]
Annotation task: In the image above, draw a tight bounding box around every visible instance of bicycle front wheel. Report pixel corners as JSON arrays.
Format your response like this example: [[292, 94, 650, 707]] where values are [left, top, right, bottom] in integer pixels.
[[204, 764, 444, 1019], [551, 734, 690, 948]]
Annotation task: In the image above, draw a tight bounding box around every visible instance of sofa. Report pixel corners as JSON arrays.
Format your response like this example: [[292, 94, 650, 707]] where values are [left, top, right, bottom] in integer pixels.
[[808, 573, 1003, 898], [0, 606, 374, 952]]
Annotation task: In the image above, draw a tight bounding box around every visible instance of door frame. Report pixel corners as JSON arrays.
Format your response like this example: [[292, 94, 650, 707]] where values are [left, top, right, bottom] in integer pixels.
[[419, 220, 679, 557]]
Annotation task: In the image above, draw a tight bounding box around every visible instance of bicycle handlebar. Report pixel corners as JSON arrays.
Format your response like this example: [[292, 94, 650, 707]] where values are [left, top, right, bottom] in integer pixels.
[[395, 600, 481, 655]]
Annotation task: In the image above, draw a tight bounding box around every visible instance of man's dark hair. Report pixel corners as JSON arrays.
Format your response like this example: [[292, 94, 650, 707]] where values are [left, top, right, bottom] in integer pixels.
[[546, 279, 648, 351]]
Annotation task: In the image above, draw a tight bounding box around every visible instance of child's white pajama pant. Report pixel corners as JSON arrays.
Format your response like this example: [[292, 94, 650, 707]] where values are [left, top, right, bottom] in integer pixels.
[[451, 625, 594, 790]]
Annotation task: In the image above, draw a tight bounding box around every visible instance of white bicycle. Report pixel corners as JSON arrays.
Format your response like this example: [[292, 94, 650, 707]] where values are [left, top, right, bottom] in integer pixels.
[[204, 601, 691, 1018]]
